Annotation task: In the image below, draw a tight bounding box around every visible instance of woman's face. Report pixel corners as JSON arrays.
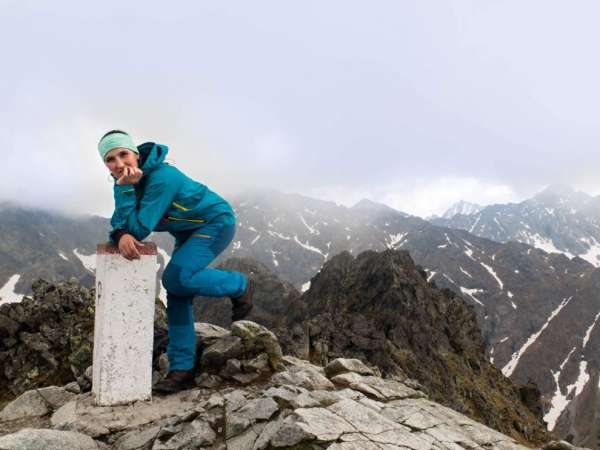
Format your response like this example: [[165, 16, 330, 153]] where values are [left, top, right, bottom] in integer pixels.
[[104, 148, 140, 179]]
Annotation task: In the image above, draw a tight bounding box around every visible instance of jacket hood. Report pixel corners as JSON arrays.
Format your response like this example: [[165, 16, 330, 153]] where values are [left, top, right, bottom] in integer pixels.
[[137, 142, 169, 173]]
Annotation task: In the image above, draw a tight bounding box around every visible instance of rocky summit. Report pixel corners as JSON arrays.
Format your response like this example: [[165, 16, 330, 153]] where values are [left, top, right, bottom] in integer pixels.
[[277, 249, 551, 445], [0, 315, 582, 450], [0, 269, 588, 449]]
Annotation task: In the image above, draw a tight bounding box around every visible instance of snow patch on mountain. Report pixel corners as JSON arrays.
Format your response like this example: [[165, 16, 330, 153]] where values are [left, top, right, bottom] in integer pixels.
[[459, 267, 472, 278], [0, 274, 22, 305], [480, 261, 504, 290], [157, 247, 171, 268], [387, 232, 407, 248], [545, 346, 577, 430], [572, 360, 590, 399], [578, 236, 600, 266], [270, 249, 279, 267], [73, 248, 95, 272], [460, 287, 484, 306], [299, 214, 320, 235], [547, 359, 592, 431], [268, 231, 291, 241], [521, 232, 571, 256], [294, 235, 328, 258], [502, 296, 573, 377], [582, 311, 600, 348], [464, 248, 477, 262]]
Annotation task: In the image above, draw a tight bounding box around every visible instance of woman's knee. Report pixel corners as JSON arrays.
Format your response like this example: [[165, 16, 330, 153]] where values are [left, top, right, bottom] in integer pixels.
[[162, 263, 193, 297]]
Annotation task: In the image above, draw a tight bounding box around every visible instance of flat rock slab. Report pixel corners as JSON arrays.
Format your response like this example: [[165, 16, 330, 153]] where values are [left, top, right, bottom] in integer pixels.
[[331, 372, 423, 401], [113, 425, 161, 450], [0, 428, 98, 450], [152, 418, 216, 449], [340, 431, 430, 450], [194, 322, 229, 341], [226, 397, 279, 439], [325, 358, 375, 378], [271, 367, 335, 391], [226, 423, 266, 450], [328, 399, 405, 435], [272, 407, 356, 445], [201, 336, 244, 368], [51, 391, 201, 437]]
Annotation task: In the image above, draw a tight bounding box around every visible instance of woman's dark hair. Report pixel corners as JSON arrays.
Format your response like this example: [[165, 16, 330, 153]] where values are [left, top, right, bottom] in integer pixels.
[[100, 129, 129, 140]]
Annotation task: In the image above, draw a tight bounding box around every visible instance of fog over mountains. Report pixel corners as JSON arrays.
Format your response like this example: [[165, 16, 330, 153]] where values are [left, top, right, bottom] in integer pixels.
[[1, 185, 600, 446]]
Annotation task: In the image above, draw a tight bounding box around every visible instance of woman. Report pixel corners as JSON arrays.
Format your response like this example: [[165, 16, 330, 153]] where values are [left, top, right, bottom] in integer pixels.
[[99, 130, 254, 394]]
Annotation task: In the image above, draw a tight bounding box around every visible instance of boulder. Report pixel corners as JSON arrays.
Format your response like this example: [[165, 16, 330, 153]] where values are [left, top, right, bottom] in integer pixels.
[[200, 336, 243, 369], [152, 418, 216, 450], [225, 397, 278, 439], [231, 321, 284, 371], [50, 391, 200, 438], [324, 358, 375, 378], [0, 387, 75, 421], [0, 428, 98, 450], [330, 372, 424, 401]]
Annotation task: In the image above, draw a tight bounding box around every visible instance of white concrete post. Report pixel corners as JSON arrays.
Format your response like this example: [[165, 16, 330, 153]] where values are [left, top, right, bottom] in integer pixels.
[[92, 242, 157, 406]]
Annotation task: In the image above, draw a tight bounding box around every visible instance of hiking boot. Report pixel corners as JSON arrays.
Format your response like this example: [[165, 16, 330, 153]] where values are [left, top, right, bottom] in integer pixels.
[[153, 370, 195, 394], [230, 277, 254, 321]]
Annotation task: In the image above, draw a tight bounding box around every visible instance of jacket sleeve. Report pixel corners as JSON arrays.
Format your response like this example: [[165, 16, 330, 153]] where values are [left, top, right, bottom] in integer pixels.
[[108, 168, 182, 244]]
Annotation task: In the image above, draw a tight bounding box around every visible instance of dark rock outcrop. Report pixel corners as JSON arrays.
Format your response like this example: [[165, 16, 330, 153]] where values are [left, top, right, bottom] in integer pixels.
[[0, 278, 168, 408]]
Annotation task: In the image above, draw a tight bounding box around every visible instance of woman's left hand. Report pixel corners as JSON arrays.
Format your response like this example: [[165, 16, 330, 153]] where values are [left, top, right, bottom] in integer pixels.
[[116, 166, 143, 185], [118, 233, 145, 260]]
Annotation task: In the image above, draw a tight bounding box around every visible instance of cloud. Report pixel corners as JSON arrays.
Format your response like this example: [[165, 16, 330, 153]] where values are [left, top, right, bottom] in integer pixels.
[[3, 2, 600, 220], [305, 177, 521, 218], [380, 177, 519, 217]]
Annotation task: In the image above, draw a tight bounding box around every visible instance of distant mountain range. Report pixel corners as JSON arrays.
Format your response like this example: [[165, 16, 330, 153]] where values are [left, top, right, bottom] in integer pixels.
[[432, 185, 600, 267], [1, 187, 600, 446]]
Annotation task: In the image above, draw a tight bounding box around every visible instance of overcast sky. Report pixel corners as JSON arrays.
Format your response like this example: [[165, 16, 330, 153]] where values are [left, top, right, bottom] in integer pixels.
[[2, 1, 600, 218]]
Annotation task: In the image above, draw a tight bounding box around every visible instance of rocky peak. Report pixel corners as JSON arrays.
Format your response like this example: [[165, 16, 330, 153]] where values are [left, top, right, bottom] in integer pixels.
[[281, 249, 552, 444]]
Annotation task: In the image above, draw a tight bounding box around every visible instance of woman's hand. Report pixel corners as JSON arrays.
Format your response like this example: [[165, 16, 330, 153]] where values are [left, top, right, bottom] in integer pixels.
[[118, 233, 145, 260], [116, 166, 143, 185]]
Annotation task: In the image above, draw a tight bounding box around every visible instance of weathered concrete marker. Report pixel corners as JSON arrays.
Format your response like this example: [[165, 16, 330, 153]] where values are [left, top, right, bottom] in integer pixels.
[[92, 243, 157, 406]]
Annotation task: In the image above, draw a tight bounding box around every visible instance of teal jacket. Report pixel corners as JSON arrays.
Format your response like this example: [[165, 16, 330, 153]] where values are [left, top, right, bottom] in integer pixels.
[[109, 142, 235, 245]]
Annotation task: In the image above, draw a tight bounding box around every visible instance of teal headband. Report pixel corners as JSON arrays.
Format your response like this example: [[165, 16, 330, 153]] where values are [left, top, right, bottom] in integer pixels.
[[98, 132, 139, 161]]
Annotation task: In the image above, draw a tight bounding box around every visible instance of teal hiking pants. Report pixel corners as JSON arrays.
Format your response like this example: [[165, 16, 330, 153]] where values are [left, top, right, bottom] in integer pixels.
[[161, 221, 247, 371]]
